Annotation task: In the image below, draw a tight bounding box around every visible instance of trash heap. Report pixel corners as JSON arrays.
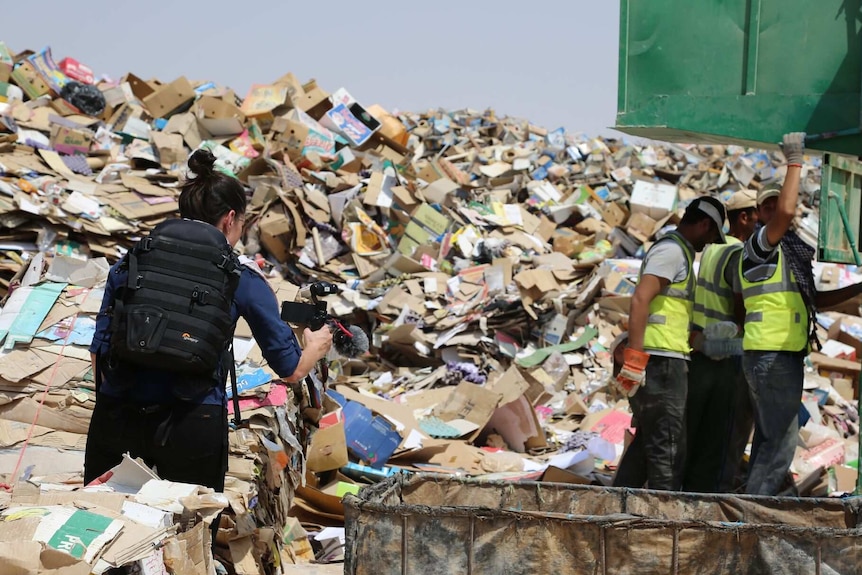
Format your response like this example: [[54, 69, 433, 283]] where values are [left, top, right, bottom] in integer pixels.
[[0, 454, 229, 575], [0, 42, 859, 572]]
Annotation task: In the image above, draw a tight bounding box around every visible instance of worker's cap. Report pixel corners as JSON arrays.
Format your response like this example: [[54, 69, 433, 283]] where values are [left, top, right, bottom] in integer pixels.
[[685, 196, 726, 243], [725, 189, 758, 211], [757, 185, 781, 205]]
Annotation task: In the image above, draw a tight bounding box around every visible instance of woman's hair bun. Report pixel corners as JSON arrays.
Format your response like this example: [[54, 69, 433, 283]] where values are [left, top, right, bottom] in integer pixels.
[[187, 148, 217, 177]]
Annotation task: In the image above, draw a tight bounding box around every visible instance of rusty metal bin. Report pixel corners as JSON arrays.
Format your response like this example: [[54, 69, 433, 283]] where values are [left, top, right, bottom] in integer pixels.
[[344, 473, 862, 575]]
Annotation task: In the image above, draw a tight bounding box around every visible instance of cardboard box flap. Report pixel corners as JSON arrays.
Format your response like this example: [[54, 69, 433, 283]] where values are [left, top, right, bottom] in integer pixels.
[[142, 76, 195, 118], [194, 95, 245, 137], [307, 421, 349, 473]]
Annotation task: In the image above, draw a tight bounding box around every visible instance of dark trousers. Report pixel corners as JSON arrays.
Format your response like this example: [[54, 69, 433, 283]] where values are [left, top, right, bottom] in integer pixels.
[[683, 353, 742, 492], [84, 393, 229, 547], [743, 351, 805, 496], [84, 394, 229, 489], [719, 363, 754, 492], [614, 355, 688, 491]]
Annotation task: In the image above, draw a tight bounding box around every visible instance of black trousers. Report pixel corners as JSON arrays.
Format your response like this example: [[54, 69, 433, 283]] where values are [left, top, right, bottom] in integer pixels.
[[85, 394, 229, 549], [613, 355, 688, 491], [683, 353, 742, 492], [84, 394, 228, 489], [719, 358, 754, 492]]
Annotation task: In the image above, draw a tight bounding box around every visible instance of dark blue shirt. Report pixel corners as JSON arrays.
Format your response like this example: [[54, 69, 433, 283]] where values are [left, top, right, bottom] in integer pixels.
[[89, 260, 302, 405]]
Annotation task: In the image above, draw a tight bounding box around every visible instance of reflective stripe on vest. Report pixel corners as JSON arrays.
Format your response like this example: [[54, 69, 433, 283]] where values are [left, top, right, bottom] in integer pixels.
[[739, 245, 808, 352], [642, 233, 695, 354], [692, 237, 742, 330]]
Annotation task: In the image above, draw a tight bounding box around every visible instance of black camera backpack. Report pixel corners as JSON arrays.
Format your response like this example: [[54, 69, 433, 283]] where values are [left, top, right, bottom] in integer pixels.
[[106, 218, 242, 394]]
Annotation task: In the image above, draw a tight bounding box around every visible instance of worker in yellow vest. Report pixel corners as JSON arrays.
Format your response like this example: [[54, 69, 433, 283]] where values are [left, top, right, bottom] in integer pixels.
[[740, 133, 862, 495], [614, 196, 727, 491], [683, 189, 758, 493]]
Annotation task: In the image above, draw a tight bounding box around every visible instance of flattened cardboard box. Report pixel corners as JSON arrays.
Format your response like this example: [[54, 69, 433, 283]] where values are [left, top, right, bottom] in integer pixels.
[[122, 72, 156, 101], [602, 201, 630, 229], [50, 120, 94, 156], [151, 131, 185, 169], [108, 104, 152, 141], [272, 115, 307, 147], [193, 95, 245, 137], [542, 466, 592, 485], [433, 381, 503, 442], [101, 82, 135, 114], [630, 179, 678, 220], [366, 104, 408, 146], [257, 205, 293, 263], [240, 83, 290, 122], [485, 366, 548, 451], [275, 73, 330, 117], [412, 203, 450, 235], [142, 76, 195, 118], [827, 315, 862, 361], [421, 177, 460, 205], [307, 420, 349, 473], [0, 540, 90, 575], [102, 192, 179, 220], [10, 61, 51, 99], [398, 203, 451, 255], [810, 352, 861, 385], [322, 102, 380, 147]]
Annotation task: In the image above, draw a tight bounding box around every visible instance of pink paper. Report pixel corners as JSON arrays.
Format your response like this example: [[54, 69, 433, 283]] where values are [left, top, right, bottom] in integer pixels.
[[591, 410, 633, 444], [801, 438, 845, 470], [227, 384, 288, 415]]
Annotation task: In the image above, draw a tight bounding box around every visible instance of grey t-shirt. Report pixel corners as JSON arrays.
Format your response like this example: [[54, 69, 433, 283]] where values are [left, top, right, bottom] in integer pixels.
[[641, 240, 688, 284], [639, 234, 692, 359]]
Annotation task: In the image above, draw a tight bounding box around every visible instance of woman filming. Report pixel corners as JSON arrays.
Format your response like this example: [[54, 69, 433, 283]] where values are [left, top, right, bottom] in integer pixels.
[[84, 148, 332, 494]]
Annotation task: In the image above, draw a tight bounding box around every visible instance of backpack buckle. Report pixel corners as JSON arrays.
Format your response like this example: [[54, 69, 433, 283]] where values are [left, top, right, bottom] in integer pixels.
[[126, 274, 143, 290], [216, 254, 235, 271], [191, 286, 208, 305], [139, 237, 154, 252]]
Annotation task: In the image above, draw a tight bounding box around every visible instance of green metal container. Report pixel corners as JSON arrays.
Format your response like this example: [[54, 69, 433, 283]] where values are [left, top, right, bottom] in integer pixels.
[[819, 154, 862, 264], [616, 0, 862, 157]]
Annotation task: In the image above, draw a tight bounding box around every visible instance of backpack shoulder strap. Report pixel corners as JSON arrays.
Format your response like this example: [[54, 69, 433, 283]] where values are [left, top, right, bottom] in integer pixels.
[[229, 345, 242, 427]]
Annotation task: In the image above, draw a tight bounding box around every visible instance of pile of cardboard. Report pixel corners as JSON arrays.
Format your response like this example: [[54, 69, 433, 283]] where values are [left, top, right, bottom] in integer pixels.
[[0, 250, 315, 572], [0, 41, 859, 571], [0, 454, 229, 575]]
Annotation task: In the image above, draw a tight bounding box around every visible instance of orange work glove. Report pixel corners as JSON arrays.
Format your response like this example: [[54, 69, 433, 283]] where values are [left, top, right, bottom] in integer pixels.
[[616, 348, 650, 396]]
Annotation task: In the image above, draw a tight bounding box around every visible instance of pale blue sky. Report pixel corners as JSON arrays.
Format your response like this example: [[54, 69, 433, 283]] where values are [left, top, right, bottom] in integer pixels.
[[3, 1, 622, 137]]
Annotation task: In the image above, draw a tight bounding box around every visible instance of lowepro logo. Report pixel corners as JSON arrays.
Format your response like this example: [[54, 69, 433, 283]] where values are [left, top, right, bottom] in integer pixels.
[[181, 332, 199, 344]]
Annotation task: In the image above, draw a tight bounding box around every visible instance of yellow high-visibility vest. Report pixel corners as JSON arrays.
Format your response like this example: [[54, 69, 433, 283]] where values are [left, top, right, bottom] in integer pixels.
[[739, 245, 808, 352], [642, 233, 695, 354], [692, 237, 742, 331]]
